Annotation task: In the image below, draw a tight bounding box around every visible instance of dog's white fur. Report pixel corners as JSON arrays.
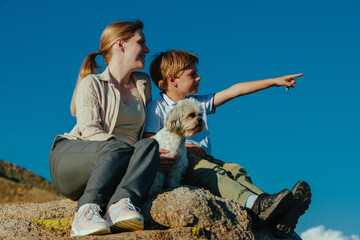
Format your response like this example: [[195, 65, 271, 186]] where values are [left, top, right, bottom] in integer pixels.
[[150, 98, 205, 193]]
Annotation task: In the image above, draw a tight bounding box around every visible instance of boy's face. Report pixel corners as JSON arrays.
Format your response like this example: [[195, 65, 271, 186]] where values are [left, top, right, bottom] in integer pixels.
[[173, 63, 201, 96]]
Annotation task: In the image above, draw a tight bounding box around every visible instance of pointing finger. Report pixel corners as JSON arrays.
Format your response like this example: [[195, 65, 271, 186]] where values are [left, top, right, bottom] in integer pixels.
[[289, 73, 303, 78]]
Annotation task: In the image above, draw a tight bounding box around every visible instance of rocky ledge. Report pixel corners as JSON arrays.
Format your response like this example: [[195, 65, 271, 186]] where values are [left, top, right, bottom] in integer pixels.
[[0, 186, 301, 239]]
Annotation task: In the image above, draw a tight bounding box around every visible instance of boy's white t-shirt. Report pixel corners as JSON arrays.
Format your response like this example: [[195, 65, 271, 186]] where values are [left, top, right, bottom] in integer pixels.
[[144, 92, 216, 155]]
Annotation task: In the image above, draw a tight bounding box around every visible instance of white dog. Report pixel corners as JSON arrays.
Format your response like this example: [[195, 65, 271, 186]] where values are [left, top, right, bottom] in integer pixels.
[[150, 98, 205, 194]]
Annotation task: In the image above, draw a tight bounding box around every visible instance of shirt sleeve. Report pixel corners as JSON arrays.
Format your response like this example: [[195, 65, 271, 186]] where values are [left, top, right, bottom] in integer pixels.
[[193, 93, 216, 115], [144, 100, 163, 134], [75, 76, 115, 141]]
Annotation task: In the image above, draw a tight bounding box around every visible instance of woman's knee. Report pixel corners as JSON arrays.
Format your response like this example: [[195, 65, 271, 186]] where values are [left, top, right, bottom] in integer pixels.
[[99, 139, 134, 158], [107, 139, 133, 149], [136, 138, 159, 149], [132, 138, 160, 165]]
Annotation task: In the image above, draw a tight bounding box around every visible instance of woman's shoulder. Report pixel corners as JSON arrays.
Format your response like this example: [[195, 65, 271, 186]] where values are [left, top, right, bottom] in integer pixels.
[[79, 73, 103, 87], [77, 74, 104, 95]]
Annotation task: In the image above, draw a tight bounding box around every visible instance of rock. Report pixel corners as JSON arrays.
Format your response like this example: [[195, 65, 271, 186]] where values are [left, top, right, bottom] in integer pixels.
[[0, 186, 301, 240]]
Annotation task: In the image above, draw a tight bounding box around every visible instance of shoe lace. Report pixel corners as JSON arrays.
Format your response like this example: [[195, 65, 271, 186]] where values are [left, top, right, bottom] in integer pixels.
[[78, 204, 104, 222], [121, 198, 141, 212], [259, 194, 272, 211]]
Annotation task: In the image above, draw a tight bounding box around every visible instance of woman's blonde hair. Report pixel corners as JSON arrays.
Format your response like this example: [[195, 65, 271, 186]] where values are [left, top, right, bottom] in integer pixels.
[[149, 50, 199, 91], [70, 20, 144, 116]]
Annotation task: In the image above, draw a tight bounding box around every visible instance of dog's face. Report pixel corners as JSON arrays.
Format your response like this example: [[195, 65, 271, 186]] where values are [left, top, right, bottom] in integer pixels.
[[164, 98, 205, 137]]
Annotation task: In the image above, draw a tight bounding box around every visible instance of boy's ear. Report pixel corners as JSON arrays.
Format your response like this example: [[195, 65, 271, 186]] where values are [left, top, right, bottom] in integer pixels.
[[167, 76, 177, 87]]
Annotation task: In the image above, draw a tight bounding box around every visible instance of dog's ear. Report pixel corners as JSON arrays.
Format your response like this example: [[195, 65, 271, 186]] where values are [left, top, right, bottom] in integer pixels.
[[167, 118, 181, 133], [164, 109, 182, 133]]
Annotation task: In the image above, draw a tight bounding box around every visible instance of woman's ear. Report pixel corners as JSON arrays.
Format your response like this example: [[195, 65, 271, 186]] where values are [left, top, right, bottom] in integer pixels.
[[115, 39, 125, 52]]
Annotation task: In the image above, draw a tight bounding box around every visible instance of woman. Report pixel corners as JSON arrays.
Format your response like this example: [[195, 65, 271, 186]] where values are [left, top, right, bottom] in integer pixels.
[[49, 20, 160, 237]]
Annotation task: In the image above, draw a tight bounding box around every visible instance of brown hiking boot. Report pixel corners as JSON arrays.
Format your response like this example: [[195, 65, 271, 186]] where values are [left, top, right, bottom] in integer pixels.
[[273, 181, 312, 239], [249, 189, 293, 227]]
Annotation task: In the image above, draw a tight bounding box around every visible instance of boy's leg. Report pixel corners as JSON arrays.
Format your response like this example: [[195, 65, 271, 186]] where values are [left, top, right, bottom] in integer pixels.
[[183, 154, 296, 229], [183, 154, 264, 207], [206, 156, 263, 195]]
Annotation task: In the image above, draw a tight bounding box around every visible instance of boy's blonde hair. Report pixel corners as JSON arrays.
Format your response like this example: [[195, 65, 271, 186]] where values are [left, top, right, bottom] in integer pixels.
[[150, 50, 199, 91], [71, 20, 144, 116]]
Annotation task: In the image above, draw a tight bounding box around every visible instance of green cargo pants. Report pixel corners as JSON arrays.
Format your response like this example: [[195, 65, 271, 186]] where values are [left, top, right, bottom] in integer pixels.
[[182, 154, 264, 207]]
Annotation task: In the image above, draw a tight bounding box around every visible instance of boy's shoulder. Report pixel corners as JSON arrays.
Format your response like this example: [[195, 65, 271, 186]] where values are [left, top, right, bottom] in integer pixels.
[[147, 97, 165, 107], [188, 93, 213, 100], [146, 97, 168, 115]]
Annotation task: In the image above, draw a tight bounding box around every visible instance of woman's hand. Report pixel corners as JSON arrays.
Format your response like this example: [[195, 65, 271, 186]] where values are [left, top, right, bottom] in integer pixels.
[[273, 73, 303, 91], [158, 148, 178, 172], [186, 143, 207, 158]]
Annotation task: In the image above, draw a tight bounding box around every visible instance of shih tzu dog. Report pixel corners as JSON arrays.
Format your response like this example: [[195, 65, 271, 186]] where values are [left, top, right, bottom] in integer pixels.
[[150, 98, 205, 194]]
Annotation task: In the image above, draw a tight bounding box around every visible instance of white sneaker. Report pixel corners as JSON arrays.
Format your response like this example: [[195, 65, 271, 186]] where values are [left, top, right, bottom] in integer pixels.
[[104, 198, 144, 232], [70, 203, 110, 236]]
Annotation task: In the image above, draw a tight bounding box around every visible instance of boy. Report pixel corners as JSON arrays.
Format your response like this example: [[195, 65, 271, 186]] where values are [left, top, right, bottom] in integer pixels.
[[143, 50, 311, 239]]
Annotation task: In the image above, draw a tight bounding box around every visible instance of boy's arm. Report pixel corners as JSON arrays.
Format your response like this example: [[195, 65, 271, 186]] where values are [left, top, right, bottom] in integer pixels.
[[185, 143, 207, 158], [143, 132, 178, 172], [142, 132, 155, 138], [213, 73, 303, 107], [143, 133, 206, 159]]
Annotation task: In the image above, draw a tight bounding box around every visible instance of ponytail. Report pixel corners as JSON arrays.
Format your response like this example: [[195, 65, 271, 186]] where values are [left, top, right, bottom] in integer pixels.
[[70, 20, 144, 116], [70, 51, 101, 116]]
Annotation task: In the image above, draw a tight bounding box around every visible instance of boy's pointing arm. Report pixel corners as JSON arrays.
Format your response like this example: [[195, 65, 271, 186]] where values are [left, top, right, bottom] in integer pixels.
[[213, 73, 303, 107]]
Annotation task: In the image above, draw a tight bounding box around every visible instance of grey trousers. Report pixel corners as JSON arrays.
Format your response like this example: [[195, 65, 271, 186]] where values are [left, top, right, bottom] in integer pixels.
[[49, 136, 159, 210], [183, 154, 264, 207]]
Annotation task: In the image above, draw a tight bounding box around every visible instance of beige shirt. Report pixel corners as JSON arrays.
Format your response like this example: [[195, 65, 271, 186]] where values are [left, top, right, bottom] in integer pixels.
[[62, 67, 152, 141], [113, 98, 145, 145]]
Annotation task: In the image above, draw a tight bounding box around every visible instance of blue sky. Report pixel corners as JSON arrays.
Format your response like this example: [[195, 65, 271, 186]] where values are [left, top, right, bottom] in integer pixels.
[[1, 0, 359, 238]]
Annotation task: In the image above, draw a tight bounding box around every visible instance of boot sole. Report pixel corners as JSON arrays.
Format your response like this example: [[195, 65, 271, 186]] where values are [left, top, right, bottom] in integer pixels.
[[111, 217, 144, 232], [70, 226, 111, 236], [274, 181, 312, 238]]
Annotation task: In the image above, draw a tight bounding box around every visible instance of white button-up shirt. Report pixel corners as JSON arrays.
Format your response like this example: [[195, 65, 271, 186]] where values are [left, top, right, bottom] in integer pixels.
[[145, 92, 215, 155]]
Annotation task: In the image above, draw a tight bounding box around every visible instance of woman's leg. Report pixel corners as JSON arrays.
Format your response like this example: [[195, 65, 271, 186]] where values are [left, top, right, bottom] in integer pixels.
[[50, 137, 159, 209], [49, 136, 119, 201], [49, 136, 134, 209], [76, 139, 135, 209], [107, 138, 160, 207]]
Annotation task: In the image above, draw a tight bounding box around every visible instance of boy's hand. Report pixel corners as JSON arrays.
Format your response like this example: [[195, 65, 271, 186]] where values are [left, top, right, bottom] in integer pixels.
[[274, 73, 303, 91], [186, 143, 207, 158], [158, 148, 178, 172]]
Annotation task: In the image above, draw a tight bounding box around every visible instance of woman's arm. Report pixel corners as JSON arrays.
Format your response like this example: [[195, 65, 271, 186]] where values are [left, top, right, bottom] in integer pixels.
[[213, 73, 303, 108], [75, 77, 116, 141]]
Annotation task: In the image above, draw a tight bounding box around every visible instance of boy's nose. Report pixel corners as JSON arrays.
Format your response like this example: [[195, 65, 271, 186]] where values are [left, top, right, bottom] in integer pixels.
[[144, 45, 150, 54], [196, 76, 201, 81]]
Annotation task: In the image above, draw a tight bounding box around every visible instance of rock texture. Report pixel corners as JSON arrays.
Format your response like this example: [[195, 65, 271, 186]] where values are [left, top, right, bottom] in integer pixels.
[[0, 186, 301, 240]]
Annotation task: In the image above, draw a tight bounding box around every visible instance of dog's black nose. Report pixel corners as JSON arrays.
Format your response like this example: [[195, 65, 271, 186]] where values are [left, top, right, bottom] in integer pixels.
[[197, 118, 203, 125]]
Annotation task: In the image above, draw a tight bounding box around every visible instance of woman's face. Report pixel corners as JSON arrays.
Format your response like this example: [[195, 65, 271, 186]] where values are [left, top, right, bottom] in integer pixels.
[[122, 29, 150, 71]]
